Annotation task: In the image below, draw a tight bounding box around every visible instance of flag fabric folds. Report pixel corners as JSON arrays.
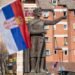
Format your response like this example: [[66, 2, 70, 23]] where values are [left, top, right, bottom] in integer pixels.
[[54, 62, 58, 68], [0, 0, 31, 54]]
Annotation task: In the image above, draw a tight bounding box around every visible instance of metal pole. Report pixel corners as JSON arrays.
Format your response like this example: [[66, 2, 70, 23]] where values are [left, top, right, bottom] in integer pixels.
[[1, 53, 3, 75], [67, 10, 71, 62]]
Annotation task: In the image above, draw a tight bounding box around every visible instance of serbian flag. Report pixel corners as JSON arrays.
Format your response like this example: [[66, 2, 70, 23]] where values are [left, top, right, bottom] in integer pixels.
[[0, 0, 31, 54]]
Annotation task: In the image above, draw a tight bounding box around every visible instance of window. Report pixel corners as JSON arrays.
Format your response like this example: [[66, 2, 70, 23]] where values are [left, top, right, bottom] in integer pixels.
[[64, 50, 68, 55], [44, 50, 51, 56], [54, 50, 57, 54], [63, 11, 67, 16], [23, 0, 36, 3], [54, 37, 57, 46], [52, 0, 56, 3], [52, 0, 57, 5], [65, 51, 67, 55], [64, 37, 68, 46], [62, 48, 68, 55], [64, 25, 68, 30]]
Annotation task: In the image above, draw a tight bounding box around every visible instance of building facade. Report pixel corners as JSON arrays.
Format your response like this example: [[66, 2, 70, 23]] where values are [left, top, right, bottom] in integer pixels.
[[23, 0, 75, 75], [23, 0, 75, 62]]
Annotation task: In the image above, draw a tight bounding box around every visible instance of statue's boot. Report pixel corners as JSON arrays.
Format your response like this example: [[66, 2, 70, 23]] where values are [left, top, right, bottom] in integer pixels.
[[40, 57, 47, 72], [31, 69, 36, 72], [40, 69, 46, 72]]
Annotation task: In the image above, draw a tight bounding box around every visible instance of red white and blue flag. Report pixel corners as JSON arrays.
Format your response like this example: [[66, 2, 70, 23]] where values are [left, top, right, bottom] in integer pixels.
[[0, 0, 31, 54]]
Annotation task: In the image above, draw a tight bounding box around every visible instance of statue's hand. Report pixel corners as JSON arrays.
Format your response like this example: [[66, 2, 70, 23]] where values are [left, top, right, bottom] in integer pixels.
[[42, 30, 46, 34]]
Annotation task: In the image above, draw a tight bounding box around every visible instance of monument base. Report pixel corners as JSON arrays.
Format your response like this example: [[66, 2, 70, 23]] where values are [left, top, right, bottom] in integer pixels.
[[24, 72, 50, 75]]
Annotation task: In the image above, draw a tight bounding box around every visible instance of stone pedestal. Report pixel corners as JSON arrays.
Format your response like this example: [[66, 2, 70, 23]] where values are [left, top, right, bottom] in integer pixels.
[[24, 72, 50, 75]]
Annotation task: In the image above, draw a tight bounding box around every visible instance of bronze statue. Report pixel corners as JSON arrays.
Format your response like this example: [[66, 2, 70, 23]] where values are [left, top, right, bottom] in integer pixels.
[[28, 8, 66, 73]]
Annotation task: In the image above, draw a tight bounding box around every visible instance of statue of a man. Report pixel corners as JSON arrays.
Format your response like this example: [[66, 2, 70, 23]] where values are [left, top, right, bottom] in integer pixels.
[[28, 8, 66, 73]]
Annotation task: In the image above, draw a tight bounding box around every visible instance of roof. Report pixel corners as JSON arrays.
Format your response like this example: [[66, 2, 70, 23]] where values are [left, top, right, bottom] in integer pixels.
[[58, 0, 75, 10]]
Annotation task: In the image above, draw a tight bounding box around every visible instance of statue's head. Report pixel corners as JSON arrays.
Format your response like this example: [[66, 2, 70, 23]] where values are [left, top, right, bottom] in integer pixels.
[[33, 8, 42, 17]]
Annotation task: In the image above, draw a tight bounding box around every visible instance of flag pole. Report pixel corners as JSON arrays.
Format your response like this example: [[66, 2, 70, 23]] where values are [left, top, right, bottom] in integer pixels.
[[16, 2, 24, 74], [17, 51, 23, 75]]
